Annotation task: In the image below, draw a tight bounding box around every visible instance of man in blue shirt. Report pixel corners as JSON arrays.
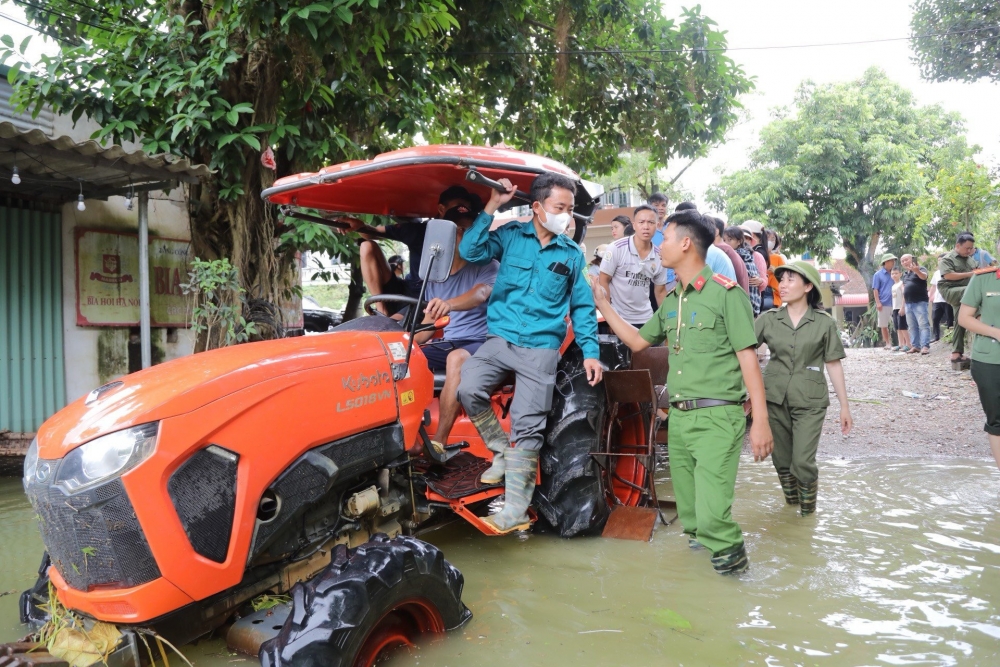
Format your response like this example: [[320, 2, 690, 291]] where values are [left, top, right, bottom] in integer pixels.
[[415, 205, 499, 454], [458, 172, 603, 534], [973, 246, 997, 268], [649, 192, 669, 248], [871, 254, 897, 349]]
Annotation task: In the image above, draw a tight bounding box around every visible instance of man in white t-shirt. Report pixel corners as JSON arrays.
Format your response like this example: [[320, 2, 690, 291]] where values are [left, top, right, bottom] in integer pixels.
[[929, 266, 955, 343], [599, 205, 668, 327]]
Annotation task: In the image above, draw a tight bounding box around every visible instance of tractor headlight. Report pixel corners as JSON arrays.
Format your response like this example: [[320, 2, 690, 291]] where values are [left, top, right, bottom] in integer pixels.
[[53, 422, 159, 494], [23, 437, 38, 490]]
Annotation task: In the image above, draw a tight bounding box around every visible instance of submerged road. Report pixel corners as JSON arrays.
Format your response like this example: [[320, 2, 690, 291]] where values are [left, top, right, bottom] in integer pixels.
[[2, 459, 999, 666]]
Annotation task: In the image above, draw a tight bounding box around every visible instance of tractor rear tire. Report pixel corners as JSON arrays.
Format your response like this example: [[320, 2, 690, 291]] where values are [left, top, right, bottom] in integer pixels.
[[534, 341, 629, 537], [260, 534, 471, 667]]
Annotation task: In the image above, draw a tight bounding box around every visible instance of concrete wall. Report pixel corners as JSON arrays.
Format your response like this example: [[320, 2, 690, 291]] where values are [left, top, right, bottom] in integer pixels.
[[61, 189, 195, 402]]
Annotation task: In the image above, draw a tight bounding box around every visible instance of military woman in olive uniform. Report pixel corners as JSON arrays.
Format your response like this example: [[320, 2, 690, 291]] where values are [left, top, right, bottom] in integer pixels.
[[754, 261, 853, 515], [594, 209, 773, 575], [958, 255, 1000, 470]]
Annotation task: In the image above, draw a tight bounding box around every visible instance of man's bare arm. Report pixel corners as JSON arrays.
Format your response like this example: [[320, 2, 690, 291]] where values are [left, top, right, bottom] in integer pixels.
[[959, 304, 1000, 341], [598, 271, 613, 300], [592, 283, 650, 352]]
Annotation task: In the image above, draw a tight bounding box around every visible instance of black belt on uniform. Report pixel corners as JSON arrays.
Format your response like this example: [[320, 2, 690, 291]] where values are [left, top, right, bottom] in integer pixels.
[[670, 399, 741, 412]]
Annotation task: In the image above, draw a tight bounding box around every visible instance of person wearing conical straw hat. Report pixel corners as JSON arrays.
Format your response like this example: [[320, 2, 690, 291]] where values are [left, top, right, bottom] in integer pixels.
[[754, 261, 853, 516]]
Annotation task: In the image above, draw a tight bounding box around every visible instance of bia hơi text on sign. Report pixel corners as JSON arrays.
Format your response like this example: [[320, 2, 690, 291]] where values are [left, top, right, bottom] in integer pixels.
[[76, 228, 192, 327]]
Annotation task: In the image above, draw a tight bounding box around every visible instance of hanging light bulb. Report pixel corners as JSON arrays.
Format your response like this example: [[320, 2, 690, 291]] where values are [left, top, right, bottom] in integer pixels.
[[77, 194, 86, 211], [11, 165, 20, 185], [125, 182, 134, 211]]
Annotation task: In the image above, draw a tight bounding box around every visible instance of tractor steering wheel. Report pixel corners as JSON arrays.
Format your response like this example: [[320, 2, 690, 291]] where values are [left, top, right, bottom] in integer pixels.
[[363, 294, 420, 317]]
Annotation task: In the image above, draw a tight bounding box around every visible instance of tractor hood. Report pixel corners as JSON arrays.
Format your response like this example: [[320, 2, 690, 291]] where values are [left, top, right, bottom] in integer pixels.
[[36, 332, 390, 458]]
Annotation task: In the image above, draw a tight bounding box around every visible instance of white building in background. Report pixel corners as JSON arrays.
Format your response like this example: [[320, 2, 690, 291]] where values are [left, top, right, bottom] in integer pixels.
[[0, 72, 204, 450]]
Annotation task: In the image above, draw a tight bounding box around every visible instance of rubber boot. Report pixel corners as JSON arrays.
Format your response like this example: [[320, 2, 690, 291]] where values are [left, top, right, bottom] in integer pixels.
[[777, 469, 799, 505], [710, 543, 749, 575], [470, 410, 510, 485], [798, 480, 818, 516], [483, 448, 537, 534]]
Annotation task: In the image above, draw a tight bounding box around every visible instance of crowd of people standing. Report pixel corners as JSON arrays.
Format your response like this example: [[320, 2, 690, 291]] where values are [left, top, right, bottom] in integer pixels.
[[357, 177, 999, 575], [591, 194, 853, 575]]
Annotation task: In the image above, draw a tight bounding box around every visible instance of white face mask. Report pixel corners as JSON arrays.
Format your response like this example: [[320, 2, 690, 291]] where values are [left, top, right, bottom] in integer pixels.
[[540, 207, 572, 235], [767, 240, 776, 251]]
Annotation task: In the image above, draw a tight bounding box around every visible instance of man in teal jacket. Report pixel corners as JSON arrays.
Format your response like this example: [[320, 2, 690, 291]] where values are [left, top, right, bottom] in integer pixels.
[[458, 172, 603, 534]]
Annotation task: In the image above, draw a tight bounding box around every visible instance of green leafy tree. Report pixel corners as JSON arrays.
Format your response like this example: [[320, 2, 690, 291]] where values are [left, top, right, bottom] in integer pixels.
[[595, 150, 694, 203], [912, 158, 1000, 248], [707, 68, 972, 289], [180, 257, 260, 349], [3, 0, 750, 343], [910, 0, 1000, 83]]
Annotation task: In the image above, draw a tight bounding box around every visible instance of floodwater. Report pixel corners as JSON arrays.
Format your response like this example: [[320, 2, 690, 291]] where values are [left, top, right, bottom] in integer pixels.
[[2, 459, 1000, 666]]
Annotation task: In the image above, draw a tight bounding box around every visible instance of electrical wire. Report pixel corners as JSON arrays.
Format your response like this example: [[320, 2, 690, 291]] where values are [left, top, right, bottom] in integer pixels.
[[0, 12, 74, 45], [14, 0, 111, 32], [386, 26, 997, 57], [51, 0, 137, 26]]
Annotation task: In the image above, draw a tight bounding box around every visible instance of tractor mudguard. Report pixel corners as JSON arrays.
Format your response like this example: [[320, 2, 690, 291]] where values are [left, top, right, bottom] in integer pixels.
[[534, 339, 632, 537]]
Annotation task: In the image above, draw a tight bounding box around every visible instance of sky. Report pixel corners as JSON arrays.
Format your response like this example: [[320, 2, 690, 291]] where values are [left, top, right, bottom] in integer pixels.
[[661, 0, 1000, 213]]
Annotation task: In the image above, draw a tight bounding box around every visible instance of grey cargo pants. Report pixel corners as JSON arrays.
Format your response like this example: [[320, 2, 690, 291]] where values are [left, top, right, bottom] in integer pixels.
[[458, 336, 559, 452]]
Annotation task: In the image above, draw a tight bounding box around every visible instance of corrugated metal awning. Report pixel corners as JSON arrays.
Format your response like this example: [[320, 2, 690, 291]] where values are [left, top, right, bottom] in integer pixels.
[[835, 293, 870, 306], [0, 121, 210, 202]]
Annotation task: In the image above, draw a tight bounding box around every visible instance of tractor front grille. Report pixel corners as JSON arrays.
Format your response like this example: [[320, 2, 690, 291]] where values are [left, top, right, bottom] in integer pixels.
[[26, 478, 160, 591], [168, 445, 239, 563]]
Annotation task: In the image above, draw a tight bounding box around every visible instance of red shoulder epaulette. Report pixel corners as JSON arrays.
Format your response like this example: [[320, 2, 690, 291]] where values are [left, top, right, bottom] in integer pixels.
[[712, 274, 738, 289]]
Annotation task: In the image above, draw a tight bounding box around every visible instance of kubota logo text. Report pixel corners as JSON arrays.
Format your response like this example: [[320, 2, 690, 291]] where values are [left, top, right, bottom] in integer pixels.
[[337, 390, 392, 412], [342, 371, 391, 392]]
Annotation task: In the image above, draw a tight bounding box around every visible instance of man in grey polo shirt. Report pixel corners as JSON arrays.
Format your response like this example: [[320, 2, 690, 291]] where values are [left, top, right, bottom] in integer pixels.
[[599, 204, 668, 327]]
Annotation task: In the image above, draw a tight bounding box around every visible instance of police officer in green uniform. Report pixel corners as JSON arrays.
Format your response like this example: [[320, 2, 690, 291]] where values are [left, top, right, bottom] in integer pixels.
[[594, 209, 773, 575], [958, 249, 1000, 471], [938, 231, 979, 364], [754, 262, 853, 515]]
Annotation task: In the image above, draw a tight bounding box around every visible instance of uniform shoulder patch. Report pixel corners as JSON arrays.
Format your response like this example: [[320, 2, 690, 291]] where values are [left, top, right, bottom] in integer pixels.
[[974, 266, 998, 275], [817, 309, 834, 318], [711, 274, 737, 289]]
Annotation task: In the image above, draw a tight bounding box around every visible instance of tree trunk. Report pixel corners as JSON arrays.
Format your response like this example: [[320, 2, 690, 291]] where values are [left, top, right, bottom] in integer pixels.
[[187, 45, 295, 349]]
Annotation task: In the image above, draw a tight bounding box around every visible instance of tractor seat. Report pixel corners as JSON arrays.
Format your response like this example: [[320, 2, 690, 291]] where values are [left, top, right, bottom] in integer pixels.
[[433, 370, 448, 394]]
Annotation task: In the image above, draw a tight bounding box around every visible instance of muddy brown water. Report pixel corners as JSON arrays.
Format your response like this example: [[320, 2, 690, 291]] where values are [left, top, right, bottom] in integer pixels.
[[2, 459, 999, 666]]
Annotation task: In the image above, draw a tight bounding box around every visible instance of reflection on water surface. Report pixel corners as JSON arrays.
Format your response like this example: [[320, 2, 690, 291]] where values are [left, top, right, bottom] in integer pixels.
[[2, 459, 998, 666]]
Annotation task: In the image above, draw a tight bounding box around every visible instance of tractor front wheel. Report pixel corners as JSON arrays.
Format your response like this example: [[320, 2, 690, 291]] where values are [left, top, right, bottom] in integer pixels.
[[260, 534, 471, 667]]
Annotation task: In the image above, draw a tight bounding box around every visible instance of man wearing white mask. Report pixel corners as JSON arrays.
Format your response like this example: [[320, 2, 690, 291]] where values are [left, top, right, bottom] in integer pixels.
[[458, 172, 603, 534], [599, 204, 667, 327]]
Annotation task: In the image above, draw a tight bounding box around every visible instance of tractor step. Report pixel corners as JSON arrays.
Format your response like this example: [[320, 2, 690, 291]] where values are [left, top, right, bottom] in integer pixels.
[[0, 643, 67, 667], [418, 452, 503, 500], [227, 604, 291, 657]]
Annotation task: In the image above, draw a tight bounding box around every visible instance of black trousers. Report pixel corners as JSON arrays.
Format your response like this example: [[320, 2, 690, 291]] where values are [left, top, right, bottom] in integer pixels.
[[971, 360, 1000, 437], [932, 302, 954, 341]]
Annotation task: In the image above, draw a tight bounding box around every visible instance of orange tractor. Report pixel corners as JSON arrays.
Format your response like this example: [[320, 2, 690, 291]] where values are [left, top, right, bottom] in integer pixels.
[[15, 146, 662, 667]]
